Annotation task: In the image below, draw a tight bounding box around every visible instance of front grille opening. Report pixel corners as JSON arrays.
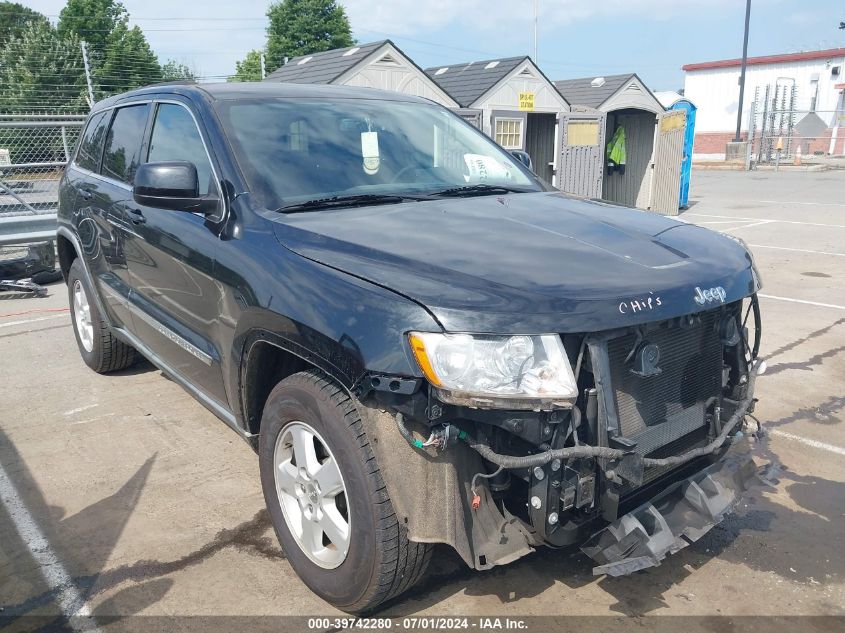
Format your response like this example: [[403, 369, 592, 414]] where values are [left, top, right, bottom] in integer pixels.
[[606, 311, 723, 494]]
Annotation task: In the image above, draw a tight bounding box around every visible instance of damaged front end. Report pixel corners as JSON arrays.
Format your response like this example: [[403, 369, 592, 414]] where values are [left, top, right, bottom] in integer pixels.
[[582, 437, 758, 576], [356, 296, 765, 576]]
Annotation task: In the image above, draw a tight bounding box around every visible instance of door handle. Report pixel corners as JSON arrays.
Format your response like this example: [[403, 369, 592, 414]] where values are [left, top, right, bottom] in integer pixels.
[[126, 207, 146, 224], [79, 187, 93, 200]]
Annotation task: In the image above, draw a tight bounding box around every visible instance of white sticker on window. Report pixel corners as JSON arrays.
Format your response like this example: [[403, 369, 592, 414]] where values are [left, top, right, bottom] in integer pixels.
[[463, 153, 513, 182], [361, 131, 380, 175]]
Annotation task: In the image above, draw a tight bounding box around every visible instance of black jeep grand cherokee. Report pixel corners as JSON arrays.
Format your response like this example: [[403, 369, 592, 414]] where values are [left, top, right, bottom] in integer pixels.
[[58, 82, 764, 613]]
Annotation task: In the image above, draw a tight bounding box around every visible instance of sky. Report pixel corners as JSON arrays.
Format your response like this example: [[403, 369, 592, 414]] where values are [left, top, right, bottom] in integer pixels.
[[19, 0, 845, 91]]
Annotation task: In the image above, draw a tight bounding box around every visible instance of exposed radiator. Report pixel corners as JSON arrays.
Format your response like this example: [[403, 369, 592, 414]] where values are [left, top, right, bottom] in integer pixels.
[[606, 311, 723, 485]]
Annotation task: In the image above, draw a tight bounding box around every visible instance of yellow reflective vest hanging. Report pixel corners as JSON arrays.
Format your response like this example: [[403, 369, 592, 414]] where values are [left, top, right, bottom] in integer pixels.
[[606, 125, 626, 175]]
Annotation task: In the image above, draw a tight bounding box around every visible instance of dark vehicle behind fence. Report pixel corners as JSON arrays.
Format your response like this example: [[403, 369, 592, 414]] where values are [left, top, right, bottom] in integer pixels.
[[57, 82, 765, 613]]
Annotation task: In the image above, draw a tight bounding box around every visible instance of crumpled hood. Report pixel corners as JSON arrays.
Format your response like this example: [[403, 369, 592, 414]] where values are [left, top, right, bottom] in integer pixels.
[[272, 192, 760, 332]]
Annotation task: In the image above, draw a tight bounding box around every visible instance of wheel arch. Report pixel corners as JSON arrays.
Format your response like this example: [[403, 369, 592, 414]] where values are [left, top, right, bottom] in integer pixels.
[[239, 329, 357, 435], [56, 233, 77, 281]]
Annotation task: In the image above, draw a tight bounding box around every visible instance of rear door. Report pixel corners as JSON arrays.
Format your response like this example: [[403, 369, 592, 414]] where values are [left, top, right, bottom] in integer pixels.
[[76, 103, 150, 328], [557, 111, 606, 198], [123, 99, 227, 402], [647, 109, 686, 215]]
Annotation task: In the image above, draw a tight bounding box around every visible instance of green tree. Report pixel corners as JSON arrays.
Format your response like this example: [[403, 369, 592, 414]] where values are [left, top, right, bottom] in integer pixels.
[[59, 0, 164, 97], [265, 0, 354, 72], [95, 21, 162, 95], [229, 49, 263, 82], [0, 1, 49, 48], [161, 59, 194, 82], [57, 0, 126, 60], [0, 21, 87, 161]]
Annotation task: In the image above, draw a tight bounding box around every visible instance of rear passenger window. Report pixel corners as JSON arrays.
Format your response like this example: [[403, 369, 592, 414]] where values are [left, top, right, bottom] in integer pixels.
[[75, 111, 110, 172], [102, 104, 150, 184], [148, 104, 215, 195]]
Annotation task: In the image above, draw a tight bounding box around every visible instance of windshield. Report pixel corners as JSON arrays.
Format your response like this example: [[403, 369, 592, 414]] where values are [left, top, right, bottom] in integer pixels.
[[214, 97, 542, 210]]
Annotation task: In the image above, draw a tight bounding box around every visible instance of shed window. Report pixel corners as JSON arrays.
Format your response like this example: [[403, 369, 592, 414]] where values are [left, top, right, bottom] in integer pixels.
[[495, 118, 523, 149], [567, 121, 600, 146], [289, 120, 308, 151]]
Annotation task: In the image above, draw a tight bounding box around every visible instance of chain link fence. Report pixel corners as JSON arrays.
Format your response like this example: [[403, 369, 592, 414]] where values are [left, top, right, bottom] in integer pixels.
[[0, 114, 85, 216], [746, 83, 845, 165], [749, 109, 844, 164]]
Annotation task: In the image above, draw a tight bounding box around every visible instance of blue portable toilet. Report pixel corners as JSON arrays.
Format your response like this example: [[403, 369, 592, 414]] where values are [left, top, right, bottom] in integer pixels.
[[656, 92, 697, 209]]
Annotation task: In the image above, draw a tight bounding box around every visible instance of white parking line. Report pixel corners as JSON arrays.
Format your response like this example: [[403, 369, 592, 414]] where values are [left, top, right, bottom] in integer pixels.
[[748, 244, 845, 258], [684, 213, 845, 229], [753, 199, 845, 208], [0, 462, 101, 631], [719, 220, 775, 231], [759, 294, 845, 311], [0, 314, 67, 329], [769, 429, 845, 457]]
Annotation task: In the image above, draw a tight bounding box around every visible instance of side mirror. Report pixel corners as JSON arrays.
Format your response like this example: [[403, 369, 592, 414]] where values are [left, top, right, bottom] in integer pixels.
[[510, 150, 533, 172], [133, 161, 218, 214]]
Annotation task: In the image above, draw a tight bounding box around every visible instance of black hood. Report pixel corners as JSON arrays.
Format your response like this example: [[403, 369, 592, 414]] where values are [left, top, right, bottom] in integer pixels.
[[272, 192, 760, 333]]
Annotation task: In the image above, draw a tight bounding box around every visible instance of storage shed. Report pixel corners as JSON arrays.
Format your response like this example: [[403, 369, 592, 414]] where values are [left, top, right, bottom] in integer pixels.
[[655, 91, 697, 208], [555, 73, 686, 215], [263, 40, 459, 108], [425, 56, 570, 184]]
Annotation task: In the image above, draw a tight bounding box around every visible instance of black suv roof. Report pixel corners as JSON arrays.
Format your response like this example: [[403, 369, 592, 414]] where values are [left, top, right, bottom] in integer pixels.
[[92, 81, 429, 112]]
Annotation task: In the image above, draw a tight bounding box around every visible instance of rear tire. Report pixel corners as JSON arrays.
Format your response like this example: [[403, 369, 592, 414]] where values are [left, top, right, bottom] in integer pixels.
[[67, 259, 137, 373], [259, 370, 431, 613]]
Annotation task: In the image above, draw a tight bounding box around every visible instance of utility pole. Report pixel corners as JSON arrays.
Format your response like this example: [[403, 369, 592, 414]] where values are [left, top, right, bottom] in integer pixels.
[[260, 52, 266, 79], [80, 40, 95, 107], [734, 0, 752, 142], [533, 0, 539, 63]]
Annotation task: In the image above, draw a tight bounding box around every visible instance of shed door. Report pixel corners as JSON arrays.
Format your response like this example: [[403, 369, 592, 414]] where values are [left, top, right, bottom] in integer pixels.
[[647, 109, 686, 215], [455, 108, 483, 130], [558, 112, 606, 198]]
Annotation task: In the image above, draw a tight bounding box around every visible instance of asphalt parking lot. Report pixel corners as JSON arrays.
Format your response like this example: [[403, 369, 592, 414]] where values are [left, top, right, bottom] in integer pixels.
[[1, 169, 844, 630]]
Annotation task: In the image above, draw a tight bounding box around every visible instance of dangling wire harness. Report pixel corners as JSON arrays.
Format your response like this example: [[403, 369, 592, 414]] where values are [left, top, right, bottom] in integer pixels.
[[395, 412, 467, 450], [470, 466, 503, 510]]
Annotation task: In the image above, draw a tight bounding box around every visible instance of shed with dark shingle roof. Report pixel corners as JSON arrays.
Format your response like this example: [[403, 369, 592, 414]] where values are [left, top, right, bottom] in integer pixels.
[[424, 56, 528, 108], [424, 56, 569, 183], [264, 40, 458, 108], [553, 73, 663, 114]]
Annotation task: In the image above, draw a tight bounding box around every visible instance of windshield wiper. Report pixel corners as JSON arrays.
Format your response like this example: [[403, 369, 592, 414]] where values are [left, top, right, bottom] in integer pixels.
[[275, 193, 431, 213], [428, 184, 531, 198]]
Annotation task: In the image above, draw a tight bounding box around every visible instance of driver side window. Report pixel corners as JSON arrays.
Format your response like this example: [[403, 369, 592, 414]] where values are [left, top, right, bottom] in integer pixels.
[[147, 103, 215, 195]]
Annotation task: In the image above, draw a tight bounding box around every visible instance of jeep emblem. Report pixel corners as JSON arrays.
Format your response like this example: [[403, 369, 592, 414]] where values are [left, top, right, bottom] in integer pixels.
[[694, 286, 727, 305]]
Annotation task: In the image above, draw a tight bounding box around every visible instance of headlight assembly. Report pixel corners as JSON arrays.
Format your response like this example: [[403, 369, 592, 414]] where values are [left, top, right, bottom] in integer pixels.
[[408, 332, 578, 410]]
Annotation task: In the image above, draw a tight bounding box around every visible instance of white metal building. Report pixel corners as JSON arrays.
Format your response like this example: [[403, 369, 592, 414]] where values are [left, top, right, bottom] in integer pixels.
[[426, 56, 571, 184], [264, 40, 459, 108], [683, 47, 845, 159]]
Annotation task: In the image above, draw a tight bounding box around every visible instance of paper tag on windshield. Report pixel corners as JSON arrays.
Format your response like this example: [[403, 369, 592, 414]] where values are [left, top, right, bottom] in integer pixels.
[[463, 154, 512, 182], [361, 131, 380, 175]]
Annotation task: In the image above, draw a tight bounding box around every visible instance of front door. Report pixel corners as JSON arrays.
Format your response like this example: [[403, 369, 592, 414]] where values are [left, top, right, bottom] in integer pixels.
[[123, 100, 227, 402]]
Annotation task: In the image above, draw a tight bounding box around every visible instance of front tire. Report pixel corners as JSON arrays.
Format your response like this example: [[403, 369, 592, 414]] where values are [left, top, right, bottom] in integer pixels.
[[259, 370, 431, 613], [67, 259, 137, 373]]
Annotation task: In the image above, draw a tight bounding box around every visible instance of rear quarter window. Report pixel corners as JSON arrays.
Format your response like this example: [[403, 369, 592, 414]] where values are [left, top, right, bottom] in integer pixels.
[[75, 110, 110, 172]]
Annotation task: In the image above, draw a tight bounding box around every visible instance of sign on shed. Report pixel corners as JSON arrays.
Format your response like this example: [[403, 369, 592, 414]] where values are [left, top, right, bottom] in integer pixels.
[[518, 92, 535, 111], [0, 149, 10, 167]]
